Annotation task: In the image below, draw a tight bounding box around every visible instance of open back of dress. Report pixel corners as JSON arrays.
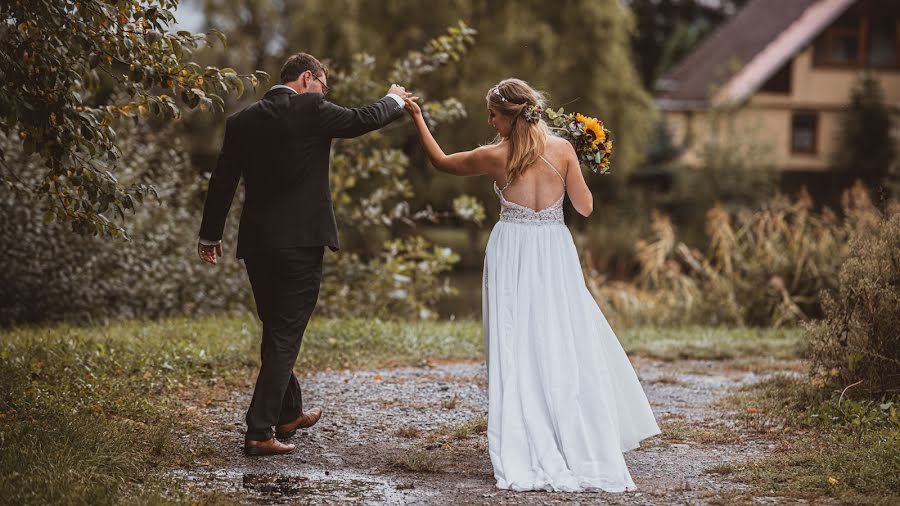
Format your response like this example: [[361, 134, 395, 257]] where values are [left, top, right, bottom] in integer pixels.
[[493, 154, 566, 214]]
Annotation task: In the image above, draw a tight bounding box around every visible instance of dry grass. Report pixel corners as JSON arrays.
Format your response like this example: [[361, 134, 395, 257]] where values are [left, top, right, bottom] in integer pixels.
[[441, 394, 459, 410], [660, 420, 741, 445], [395, 425, 422, 438], [425, 416, 488, 444], [704, 463, 738, 475], [588, 182, 896, 328], [389, 450, 441, 473], [648, 374, 684, 385]]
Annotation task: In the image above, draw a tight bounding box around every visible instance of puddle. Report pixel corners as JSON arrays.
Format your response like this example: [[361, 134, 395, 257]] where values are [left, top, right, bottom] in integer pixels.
[[173, 466, 429, 504]]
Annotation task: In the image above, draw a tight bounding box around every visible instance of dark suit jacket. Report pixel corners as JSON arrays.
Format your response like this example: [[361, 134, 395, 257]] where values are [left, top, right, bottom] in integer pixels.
[[198, 88, 404, 258]]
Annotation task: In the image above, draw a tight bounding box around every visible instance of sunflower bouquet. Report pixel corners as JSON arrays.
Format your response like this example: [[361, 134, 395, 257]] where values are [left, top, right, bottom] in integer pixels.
[[543, 108, 613, 174]]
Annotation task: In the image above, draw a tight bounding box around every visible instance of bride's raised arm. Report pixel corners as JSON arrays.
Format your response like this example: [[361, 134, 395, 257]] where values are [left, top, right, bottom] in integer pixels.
[[404, 97, 490, 177]]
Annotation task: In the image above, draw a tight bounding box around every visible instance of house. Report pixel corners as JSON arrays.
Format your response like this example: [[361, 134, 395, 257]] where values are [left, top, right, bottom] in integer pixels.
[[656, 0, 900, 172]]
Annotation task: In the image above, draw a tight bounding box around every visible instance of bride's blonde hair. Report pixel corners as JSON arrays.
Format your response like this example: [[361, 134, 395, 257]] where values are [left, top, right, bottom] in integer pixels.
[[486, 78, 549, 183]]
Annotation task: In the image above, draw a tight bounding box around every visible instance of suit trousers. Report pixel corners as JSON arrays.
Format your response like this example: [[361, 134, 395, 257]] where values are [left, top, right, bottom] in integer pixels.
[[243, 246, 324, 441]]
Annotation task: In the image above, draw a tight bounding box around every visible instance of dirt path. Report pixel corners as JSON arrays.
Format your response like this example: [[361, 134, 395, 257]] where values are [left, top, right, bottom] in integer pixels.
[[175, 358, 790, 504]]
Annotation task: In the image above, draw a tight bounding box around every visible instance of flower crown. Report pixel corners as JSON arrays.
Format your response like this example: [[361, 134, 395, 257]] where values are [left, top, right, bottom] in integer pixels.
[[492, 88, 542, 124]]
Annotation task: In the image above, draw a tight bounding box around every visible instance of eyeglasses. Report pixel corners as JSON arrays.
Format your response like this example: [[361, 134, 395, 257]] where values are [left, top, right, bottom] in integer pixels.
[[311, 72, 329, 95]]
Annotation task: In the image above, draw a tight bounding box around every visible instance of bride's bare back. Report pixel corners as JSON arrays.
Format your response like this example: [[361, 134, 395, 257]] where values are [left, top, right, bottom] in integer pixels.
[[490, 137, 573, 212]]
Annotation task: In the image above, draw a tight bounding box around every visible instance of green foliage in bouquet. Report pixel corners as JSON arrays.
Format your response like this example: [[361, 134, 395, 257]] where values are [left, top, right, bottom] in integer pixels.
[[543, 108, 613, 174]]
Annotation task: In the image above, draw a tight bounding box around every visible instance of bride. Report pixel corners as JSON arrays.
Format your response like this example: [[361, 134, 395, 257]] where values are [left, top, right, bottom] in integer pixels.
[[403, 78, 660, 493]]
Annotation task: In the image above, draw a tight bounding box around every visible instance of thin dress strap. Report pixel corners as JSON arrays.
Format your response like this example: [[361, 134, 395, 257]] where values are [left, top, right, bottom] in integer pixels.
[[496, 154, 565, 195], [538, 155, 566, 187]]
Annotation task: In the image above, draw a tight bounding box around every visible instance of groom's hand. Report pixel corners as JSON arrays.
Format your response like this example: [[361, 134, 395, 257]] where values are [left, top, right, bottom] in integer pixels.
[[198, 241, 223, 265], [388, 83, 411, 99]]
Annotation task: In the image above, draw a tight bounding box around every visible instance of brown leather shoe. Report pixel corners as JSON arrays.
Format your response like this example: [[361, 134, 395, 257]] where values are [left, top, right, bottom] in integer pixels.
[[244, 437, 296, 456], [275, 407, 323, 439]]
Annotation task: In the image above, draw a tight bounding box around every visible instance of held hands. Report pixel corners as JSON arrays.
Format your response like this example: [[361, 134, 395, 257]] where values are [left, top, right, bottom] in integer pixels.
[[386, 82, 420, 116], [198, 241, 223, 265], [388, 83, 413, 99], [403, 96, 421, 117]]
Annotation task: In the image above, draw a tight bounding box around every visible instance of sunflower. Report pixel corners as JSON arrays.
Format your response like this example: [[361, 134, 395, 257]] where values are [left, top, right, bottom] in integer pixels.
[[576, 113, 605, 146]]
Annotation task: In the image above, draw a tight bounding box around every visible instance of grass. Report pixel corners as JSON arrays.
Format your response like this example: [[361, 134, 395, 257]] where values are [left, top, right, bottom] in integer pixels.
[[389, 450, 442, 473], [389, 417, 489, 475], [395, 425, 422, 438], [428, 417, 488, 442], [704, 463, 738, 475], [0, 315, 804, 503], [617, 326, 804, 362], [724, 375, 900, 504], [0, 318, 256, 505], [441, 394, 459, 410], [660, 420, 741, 445], [647, 374, 683, 385]]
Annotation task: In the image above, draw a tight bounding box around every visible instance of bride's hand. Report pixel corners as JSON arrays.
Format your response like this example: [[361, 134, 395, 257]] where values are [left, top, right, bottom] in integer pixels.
[[403, 96, 422, 117]]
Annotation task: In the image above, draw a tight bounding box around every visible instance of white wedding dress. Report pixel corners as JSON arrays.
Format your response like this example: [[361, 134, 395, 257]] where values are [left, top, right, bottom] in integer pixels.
[[482, 155, 661, 493]]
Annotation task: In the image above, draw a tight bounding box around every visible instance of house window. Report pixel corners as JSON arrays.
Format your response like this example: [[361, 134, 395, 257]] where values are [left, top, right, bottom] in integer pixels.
[[813, 18, 865, 66], [812, 2, 900, 69], [868, 18, 898, 67], [791, 112, 818, 154]]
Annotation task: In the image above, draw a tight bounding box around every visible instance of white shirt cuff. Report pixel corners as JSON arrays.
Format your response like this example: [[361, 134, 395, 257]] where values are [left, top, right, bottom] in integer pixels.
[[386, 93, 405, 107], [199, 238, 221, 246]]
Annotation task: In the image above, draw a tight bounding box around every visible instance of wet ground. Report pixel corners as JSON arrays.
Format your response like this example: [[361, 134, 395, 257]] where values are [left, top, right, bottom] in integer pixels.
[[174, 358, 795, 505]]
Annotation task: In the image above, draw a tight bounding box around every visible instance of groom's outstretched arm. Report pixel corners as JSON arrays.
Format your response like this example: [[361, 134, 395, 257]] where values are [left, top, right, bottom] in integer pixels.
[[199, 115, 242, 244], [316, 93, 405, 139]]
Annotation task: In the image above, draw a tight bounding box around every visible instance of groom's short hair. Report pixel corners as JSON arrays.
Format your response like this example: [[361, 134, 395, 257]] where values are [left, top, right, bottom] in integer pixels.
[[280, 53, 327, 84]]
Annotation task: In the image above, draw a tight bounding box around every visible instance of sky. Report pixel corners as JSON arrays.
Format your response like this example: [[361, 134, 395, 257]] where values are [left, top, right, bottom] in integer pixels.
[[171, 0, 205, 33]]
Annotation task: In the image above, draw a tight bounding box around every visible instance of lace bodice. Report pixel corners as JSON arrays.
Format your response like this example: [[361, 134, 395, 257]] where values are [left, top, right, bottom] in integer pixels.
[[494, 183, 564, 224], [494, 155, 565, 225]]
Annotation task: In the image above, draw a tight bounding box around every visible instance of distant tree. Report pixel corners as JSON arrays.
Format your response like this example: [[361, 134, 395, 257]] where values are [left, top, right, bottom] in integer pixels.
[[625, 0, 749, 89], [644, 121, 681, 167], [831, 74, 896, 181], [0, 0, 265, 237]]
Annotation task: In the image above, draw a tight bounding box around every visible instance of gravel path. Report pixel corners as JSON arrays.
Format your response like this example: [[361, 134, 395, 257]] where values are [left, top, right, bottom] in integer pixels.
[[175, 357, 785, 505]]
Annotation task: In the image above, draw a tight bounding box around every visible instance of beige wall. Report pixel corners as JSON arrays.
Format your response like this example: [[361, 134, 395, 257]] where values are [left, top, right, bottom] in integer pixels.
[[790, 47, 900, 105], [665, 46, 900, 171]]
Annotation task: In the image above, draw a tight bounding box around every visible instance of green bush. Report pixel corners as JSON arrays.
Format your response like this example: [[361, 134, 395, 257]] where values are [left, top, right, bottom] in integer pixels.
[[806, 213, 900, 397], [0, 123, 252, 326]]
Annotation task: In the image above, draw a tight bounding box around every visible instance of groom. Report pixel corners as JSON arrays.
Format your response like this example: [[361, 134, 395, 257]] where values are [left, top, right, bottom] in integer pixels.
[[197, 53, 409, 456]]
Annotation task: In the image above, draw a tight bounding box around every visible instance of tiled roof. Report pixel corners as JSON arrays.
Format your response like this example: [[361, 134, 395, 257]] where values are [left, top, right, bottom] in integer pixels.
[[656, 0, 848, 110]]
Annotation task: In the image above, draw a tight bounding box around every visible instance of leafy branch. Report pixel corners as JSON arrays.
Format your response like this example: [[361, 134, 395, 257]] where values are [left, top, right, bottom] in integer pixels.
[[0, 0, 267, 237]]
